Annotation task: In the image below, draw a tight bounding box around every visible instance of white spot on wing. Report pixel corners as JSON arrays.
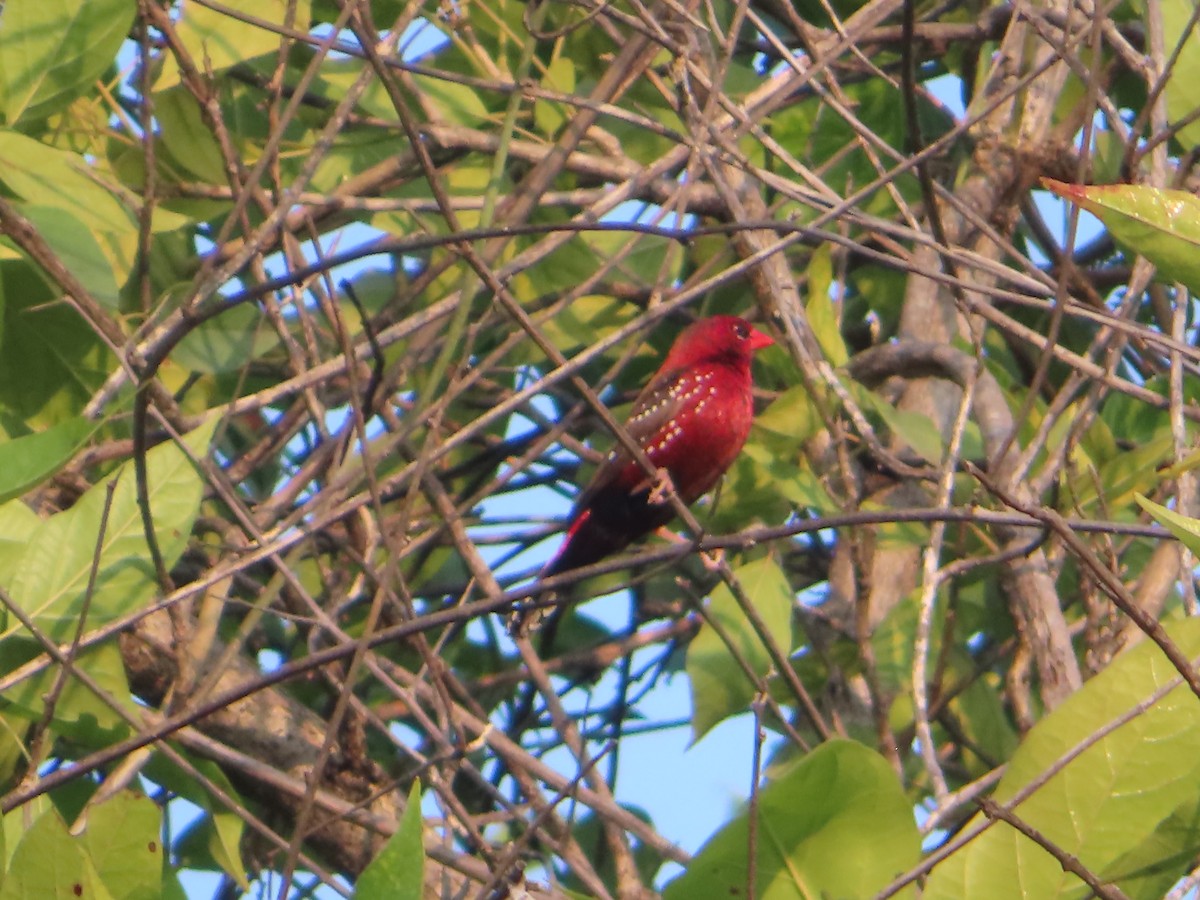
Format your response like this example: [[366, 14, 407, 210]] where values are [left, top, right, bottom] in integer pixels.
[[627, 367, 727, 457], [648, 419, 685, 455]]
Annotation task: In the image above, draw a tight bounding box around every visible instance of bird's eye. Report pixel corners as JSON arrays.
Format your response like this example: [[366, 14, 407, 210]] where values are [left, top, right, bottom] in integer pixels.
[[734, 322, 749, 340]]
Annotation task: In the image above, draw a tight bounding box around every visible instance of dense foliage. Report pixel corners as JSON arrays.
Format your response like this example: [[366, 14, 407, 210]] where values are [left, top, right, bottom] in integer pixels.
[[1, 0, 1200, 897]]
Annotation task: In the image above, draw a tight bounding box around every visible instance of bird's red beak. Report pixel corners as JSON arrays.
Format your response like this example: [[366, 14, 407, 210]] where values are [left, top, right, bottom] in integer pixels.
[[748, 327, 774, 352]]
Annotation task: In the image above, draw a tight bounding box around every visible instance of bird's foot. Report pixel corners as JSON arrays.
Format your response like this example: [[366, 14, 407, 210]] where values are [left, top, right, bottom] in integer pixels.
[[647, 468, 677, 506], [506, 603, 540, 637], [507, 592, 558, 637], [653, 527, 722, 571], [700, 547, 725, 571]]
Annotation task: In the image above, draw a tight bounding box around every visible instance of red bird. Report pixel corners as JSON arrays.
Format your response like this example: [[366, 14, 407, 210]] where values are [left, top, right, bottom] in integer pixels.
[[513, 315, 773, 632]]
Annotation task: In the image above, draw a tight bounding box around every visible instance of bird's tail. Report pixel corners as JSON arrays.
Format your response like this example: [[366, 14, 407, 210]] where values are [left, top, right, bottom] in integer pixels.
[[507, 511, 629, 636], [542, 508, 631, 578]]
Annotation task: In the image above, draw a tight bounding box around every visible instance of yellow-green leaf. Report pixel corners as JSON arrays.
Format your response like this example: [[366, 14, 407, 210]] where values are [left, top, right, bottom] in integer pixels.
[[686, 557, 794, 743], [1136, 494, 1200, 556], [0, 0, 136, 124], [806, 245, 848, 366], [535, 57, 577, 137], [925, 618, 1200, 900], [4, 417, 217, 642], [1044, 179, 1200, 293], [357, 782, 425, 900], [155, 0, 312, 93], [664, 740, 920, 900]]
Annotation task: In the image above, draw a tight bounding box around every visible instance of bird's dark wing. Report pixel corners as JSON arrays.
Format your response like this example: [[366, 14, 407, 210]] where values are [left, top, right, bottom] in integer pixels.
[[569, 365, 690, 512]]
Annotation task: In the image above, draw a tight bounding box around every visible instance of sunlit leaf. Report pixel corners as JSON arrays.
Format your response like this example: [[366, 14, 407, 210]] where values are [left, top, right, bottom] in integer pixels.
[[1136, 495, 1200, 556], [535, 56, 577, 137], [687, 557, 794, 743], [413, 73, 494, 127], [1043, 179, 1200, 292], [1155, 0, 1200, 151], [806, 245, 848, 366], [357, 782, 425, 900], [856, 387, 946, 465], [155, 90, 228, 184], [0, 641, 137, 744], [925, 618, 1200, 899], [81, 792, 164, 900], [3, 418, 217, 642], [663, 740, 920, 900], [0, 806, 102, 900], [155, 0, 313, 93], [0, 130, 135, 237], [0, 0, 135, 124]]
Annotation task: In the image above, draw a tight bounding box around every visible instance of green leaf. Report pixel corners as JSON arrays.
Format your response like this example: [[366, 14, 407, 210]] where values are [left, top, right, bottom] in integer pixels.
[[3, 418, 216, 642], [952, 674, 1020, 775], [538, 294, 636, 355], [172, 301, 280, 373], [0, 641, 136, 744], [590, 231, 683, 287], [1091, 129, 1127, 184], [155, 0, 313, 93], [662, 740, 920, 900], [856, 387, 945, 465], [753, 385, 823, 447], [0, 0, 136, 125], [412, 73, 493, 127], [1043, 179, 1200, 293], [18, 205, 122, 308], [0, 417, 93, 505], [0, 263, 112, 425], [0, 498, 40, 579], [0, 806, 106, 900], [686, 558, 794, 743], [870, 586, 932, 693], [771, 80, 933, 219], [154, 90, 228, 184], [563, 806, 663, 894], [736, 387, 834, 518], [357, 781, 425, 900], [161, 870, 188, 900], [806, 245, 848, 366], [1103, 796, 1200, 900], [511, 237, 609, 303], [924, 618, 1200, 899], [0, 714, 25, 790], [145, 752, 249, 889], [1136, 494, 1200, 556], [535, 57, 577, 137], [81, 792, 164, 900], [0, 129, 136, 236], [1156, 0, 1200, 151], [1069, 434, 1172, 513]]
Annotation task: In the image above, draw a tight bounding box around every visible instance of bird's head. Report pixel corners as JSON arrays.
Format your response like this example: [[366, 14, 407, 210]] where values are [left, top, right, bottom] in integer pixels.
[[662, 315, 774, 371]]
